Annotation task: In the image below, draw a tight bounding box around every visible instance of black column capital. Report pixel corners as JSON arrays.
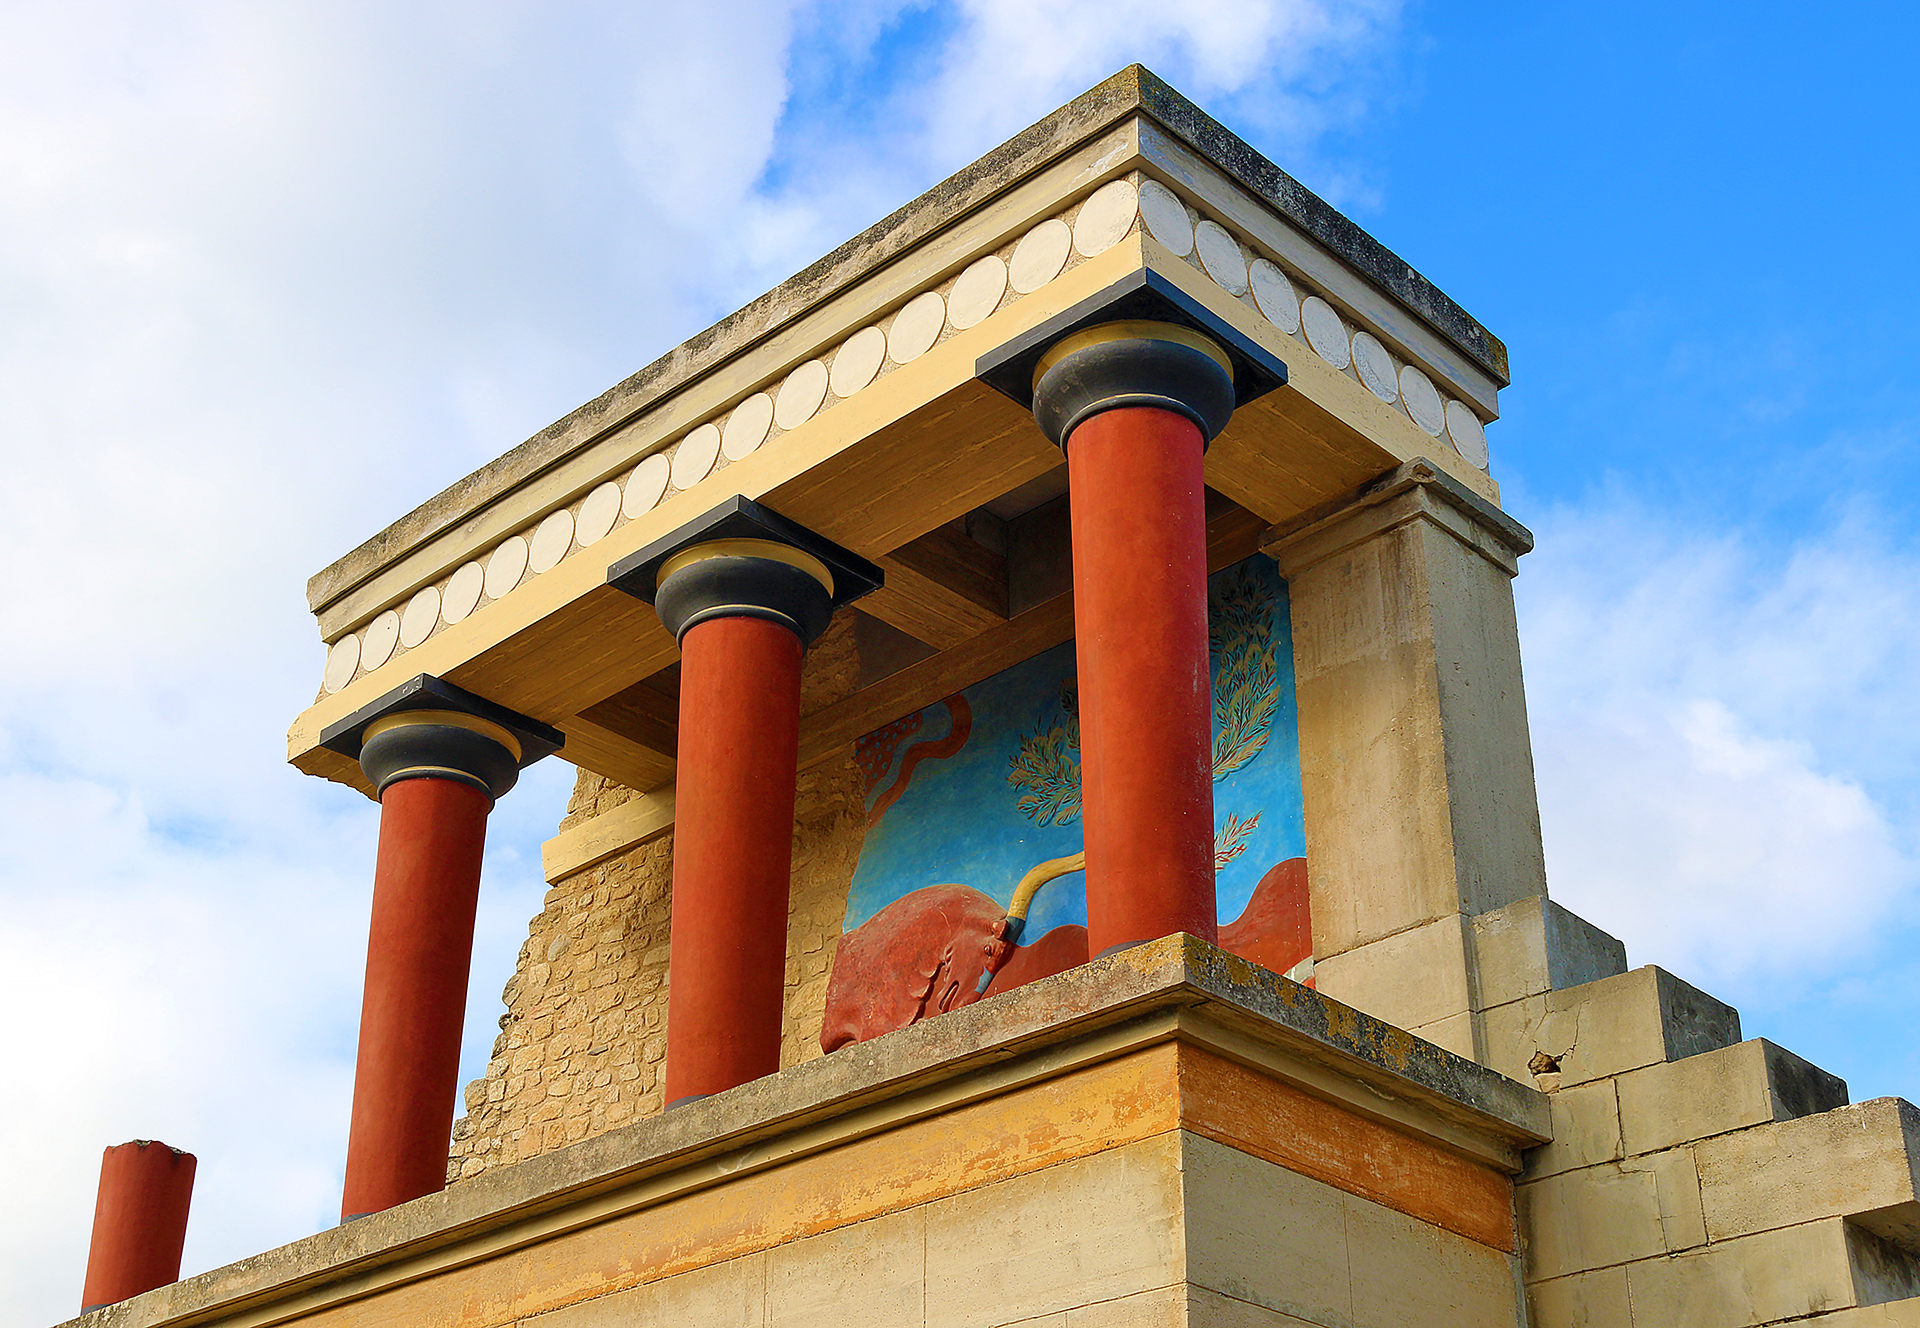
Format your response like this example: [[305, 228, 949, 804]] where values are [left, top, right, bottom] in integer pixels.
[[319, 674, 564, 801], [607, 495, 882, 648], [975, 268, 1288, 449]]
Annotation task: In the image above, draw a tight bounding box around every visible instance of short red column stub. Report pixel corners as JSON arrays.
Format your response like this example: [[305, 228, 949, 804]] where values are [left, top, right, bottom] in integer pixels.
[[81, 1139, 196, 1312], [340, 775, 491, 1220], [1066, 404, 1220, 956]]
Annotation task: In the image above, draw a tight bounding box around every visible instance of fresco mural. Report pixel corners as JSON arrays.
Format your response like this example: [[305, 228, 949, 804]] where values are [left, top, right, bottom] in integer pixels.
[[821, 554, 1311, 1052]]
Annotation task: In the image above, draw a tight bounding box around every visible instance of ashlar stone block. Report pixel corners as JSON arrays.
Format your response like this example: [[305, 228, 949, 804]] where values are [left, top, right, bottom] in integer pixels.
[[923, 1133, 1186, 1328], [1482, 966, 1740, 1088], [1313, 913, 1474, 1037], [1518, 1161, 1667, 1283], [1524, 1266, 1632, 1328], [1520, 1079, 1622, 1182], [1616, 1038, 1849, 1157], [1697, 1097, 1920, 1243], [1625, 1218, 1920, 1327], [1472, 895, 1627, 1010]]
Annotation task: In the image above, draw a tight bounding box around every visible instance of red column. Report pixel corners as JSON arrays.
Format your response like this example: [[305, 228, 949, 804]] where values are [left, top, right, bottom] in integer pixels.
[[1067, 405, 1219, 957], [663, 614, 805, 1106], [81, 1140, 196, 1312], [340, 775, 490, 1220]]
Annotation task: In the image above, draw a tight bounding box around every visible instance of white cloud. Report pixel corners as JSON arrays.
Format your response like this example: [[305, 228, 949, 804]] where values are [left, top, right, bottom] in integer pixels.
[[1518, 499, 1920, 994], [0, 3, 1414, 1323]]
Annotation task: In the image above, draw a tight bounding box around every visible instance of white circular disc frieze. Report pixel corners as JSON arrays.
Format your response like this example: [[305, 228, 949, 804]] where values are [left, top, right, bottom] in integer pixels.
[[1013, 218, 1075, 293], [1194, 220, 1249, 296], [1352, 331, 1398, 404], [1008, 219, 1071, 294], [1249, 259, 1300, 334], [528, 509, 574, 573], [1447, 399, 1490, 469], [576, 481, 622, 546], [623, 453, 670, 519], [887, 290, 945, 364], [670, 423, 721, 490], [1072, 178, 1137, 256], [1137, 179, 1193, 256], [442, 561, 484, 624], [399, 585, 440, 649], [773, 363, 828, 432], [947, 255, 1008, 330], [723, 392, 775, 460], [322, 635, 360, 694], [360, 610, 400, 671], [485, 536, 529, 600], [830, 326, 887, 398], [1300, 296, 1351, 369], [1399, 365, 1445, 436]]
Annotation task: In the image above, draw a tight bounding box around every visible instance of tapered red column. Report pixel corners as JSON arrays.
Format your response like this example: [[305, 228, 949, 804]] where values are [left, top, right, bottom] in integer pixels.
[[320, 676, 562, 1220], [80, 1140, 195, 1313], [665, 614, 804, 1103], [609, 496, 882, 1107], [1066, 403, 1218, 955], [1010, 314, 1280, 957], [341, 769, 491, 1219]]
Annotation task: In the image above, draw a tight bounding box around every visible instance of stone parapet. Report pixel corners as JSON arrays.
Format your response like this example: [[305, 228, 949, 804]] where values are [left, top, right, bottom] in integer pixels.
[[64, 934, 1545, 1328]]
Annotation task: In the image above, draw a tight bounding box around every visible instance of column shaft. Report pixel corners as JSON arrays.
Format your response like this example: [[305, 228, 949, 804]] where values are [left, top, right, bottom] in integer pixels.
[[663, 613, 805, 1105], [340, 775, 490, 1219], [81, 1141, 196, 1312], [1067, 404, 1219, 956]]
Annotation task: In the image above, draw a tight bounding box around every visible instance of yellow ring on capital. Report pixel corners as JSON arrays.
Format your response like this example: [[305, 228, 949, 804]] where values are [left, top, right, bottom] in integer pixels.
[[658, 538, 836, 596], [1033, 320, 1234, 393], [363, 709, 523, 764]]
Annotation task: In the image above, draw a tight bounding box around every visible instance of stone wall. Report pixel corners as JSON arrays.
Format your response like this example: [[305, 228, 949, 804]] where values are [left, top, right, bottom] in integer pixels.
[[448, 621, 867, 1183]]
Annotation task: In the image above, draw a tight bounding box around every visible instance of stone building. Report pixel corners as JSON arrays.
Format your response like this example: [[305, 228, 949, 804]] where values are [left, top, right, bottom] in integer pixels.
[[66, 66, 1920, 1328]]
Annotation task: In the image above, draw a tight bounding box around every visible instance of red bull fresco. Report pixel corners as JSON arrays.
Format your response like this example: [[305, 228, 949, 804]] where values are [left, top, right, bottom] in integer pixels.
[[822, 554, 1311, 1052]]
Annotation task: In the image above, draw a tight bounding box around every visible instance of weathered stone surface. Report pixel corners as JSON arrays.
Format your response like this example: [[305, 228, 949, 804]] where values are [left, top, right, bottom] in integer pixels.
[[1518, 1161, 1668, 1283], [1472, 895, 1627, 1010], [1624, 1219, 1920, 1327], [1314, 913, 1473, 1035], [1697, 1097, 1920, 1242], [1481, 966, 1741, 1088], [1616, 1038, 1849, 1157], [1520, 1079, 1622, 1181], [64, 932, 1542, 1328], [1525, 1266, 1632, 1328]]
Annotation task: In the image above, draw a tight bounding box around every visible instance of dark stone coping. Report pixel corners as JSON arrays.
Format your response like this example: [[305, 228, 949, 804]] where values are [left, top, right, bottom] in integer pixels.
[[67, 935, 1546, 1328], [308, 64, 1510, 618]]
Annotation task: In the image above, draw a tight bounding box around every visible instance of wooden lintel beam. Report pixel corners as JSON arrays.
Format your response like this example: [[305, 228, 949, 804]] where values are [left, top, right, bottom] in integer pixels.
[[799, 500, 1265, 768], [863, 524, 1009, 650]]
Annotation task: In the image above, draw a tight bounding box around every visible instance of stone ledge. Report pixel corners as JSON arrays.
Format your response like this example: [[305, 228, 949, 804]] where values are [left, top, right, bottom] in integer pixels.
[[307, 64, 1508, 619], [67, 934, 1546, 1328]]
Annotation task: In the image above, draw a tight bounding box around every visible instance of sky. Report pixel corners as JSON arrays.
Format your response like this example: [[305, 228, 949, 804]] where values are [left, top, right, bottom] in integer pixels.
[[2, 1, 1915, 1321]]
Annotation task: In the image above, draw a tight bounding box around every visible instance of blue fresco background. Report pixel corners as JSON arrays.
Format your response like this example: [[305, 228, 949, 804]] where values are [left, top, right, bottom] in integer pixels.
[[845, 555, 1304, 938]]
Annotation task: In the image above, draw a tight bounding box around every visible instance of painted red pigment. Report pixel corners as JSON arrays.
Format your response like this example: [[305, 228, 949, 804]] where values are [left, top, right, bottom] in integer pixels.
[[81, 1140, 196, 1311], [663, 613, 804, 1104], [819, 856, 1309, 1051], [1066, 405, 1218, 955], [340, 775, 490, 1220], [1218, 857, 1313, 978]]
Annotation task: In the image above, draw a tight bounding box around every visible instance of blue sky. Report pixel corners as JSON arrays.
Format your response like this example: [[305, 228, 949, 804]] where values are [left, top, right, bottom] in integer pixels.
[[2, 2, 1915, 1322]]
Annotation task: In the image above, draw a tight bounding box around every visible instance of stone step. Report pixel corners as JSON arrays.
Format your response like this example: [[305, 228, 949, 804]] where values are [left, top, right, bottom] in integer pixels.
[[1484, 964, 1742, 1087], [1615, 1037, 1851, 1156], [1698, 1097, 1920, 1249], [1615, 1216, 1920, 1327]]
